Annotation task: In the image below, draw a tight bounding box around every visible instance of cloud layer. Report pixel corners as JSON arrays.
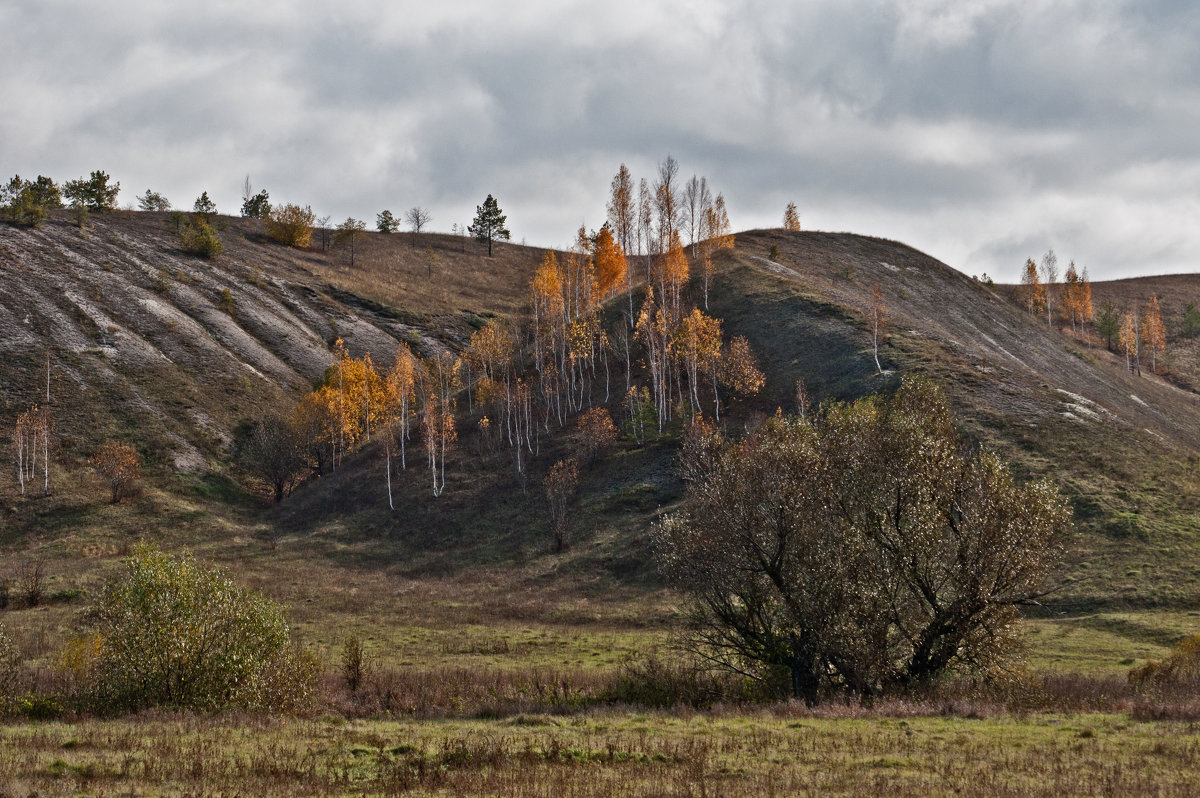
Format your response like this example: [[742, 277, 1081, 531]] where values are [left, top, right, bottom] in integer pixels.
[[3, 0, 1197, 279]]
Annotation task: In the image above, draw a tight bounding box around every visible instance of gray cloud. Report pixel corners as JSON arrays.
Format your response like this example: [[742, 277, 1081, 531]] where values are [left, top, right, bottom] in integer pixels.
[[2, 0, 1198, 279]]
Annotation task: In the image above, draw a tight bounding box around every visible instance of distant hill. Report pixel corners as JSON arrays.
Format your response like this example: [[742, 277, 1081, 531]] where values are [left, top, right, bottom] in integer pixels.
[[4, 213, 1200, 622]]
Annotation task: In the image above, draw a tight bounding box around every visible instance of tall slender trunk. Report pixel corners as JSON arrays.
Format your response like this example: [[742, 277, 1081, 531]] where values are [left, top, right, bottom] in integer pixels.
[[386, 438, 394, 510]]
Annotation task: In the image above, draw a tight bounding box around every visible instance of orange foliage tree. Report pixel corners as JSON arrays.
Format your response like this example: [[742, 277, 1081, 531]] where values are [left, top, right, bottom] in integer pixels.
[[92, 442, 142, 504], [593, 226, 628, 298]]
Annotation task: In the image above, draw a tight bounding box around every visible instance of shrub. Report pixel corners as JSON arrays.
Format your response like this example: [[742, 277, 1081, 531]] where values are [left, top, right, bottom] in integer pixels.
[[91, 442, 142, 503], [1130, 636, 1200, 688], [20, 559, 45, 607], [179, 216, 223, 258], [0, 622, 20, 711], [342, 634, 369, 692], [575, 407, 618, 465], [266, 203, 315, 248], [70, 544, 317, 714]]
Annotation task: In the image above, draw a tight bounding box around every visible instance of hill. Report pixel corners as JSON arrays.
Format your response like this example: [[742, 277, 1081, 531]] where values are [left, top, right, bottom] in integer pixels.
[[3, 212, 1200, 674]]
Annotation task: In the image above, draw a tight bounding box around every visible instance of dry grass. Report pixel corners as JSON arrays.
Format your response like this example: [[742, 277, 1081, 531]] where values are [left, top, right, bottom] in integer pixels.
[[3, 708, 1200, 797]]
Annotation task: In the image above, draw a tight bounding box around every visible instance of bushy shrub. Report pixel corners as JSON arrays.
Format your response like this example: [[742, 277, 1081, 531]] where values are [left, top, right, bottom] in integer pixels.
[[179, 216, 223, 258], [266, 203, 315, 248], [68, 544, 317, 714], [91, 441, 142, 503], [1130, 636, 1200, 688]]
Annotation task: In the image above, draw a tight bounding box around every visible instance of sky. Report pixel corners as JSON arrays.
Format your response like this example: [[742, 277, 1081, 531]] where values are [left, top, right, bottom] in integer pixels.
[[2, 0, 1198, 281]]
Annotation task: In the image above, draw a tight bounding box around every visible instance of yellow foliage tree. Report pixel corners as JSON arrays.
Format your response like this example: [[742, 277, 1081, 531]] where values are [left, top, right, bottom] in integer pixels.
[[1143, 294, 1166, 374], [1018, 258, 1046, 317], [1120, 309, 1141, 375], [721, 335, 766, 398], [783, 202, 801, 232]]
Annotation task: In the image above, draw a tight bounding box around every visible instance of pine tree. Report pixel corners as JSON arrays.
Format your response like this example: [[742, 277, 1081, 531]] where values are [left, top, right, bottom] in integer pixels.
[[468, 195, 510, 256], [376, 209, 399, 233], [63, 170, 120, 212], [241, 190, 270, 219], [137, 189, 171, 212], [193, 191, 217, 222]]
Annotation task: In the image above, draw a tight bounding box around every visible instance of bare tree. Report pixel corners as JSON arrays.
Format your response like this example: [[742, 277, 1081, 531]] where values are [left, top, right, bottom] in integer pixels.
[[1039, 249, 1059, 326], [544, 458, 579, 552], [315, 215, 332, 252], [681, 175, 710, 256], [234, 413, 303, 503], [653, 155, 680, 253], [406, 206, 433, 247]]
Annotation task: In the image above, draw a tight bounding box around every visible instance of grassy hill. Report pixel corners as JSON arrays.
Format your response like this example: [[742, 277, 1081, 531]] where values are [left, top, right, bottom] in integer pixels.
[[3, 211, 1200, 677]]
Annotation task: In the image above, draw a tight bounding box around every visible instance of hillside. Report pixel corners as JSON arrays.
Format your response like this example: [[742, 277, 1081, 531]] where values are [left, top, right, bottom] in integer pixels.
[[0, 211, 549, 475], [4, 213, 1200, 673]]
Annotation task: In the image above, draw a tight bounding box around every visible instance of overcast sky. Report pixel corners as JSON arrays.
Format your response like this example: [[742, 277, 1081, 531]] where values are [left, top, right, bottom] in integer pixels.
[[3, 0, 1197, 280]]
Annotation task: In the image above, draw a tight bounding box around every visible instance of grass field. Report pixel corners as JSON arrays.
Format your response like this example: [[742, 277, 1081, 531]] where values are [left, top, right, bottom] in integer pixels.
[[4, 710, 1200, 797]]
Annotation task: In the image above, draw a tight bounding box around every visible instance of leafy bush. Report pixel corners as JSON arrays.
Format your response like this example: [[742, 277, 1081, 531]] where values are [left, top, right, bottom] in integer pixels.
[[266, 203, 315, 248], [69, 545, 317, 714]]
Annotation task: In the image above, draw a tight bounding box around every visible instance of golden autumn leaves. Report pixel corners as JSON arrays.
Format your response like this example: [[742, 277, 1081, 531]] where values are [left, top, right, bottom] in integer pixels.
[[1018, 252, 1166, 375], [279, 218, 761, 519]]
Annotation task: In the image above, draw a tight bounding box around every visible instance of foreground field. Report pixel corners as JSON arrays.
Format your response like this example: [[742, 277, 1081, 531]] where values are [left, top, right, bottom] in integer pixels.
[[3, 710, 1199, 797]]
